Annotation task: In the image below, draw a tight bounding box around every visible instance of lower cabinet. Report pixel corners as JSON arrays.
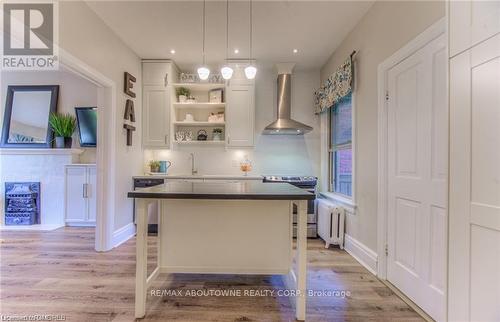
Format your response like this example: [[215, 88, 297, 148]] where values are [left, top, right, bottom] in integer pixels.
[[65, 164, 96, 226]]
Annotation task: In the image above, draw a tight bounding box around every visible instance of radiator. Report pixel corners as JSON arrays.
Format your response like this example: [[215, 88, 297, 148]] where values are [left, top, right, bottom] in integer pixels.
[[317, 199, 345, 249]]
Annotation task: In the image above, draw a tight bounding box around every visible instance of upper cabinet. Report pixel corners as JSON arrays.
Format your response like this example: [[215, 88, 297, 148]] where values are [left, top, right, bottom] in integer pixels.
[[226, 81, 255, 147], [142, 61, 255, 149], [142, 61, 178, 148], [143, 62, 174, 87], [449, 1, 500, 57]]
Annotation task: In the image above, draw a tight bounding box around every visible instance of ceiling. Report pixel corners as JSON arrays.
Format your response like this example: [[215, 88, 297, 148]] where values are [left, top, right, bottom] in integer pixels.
[[86, 1, 374, 71]]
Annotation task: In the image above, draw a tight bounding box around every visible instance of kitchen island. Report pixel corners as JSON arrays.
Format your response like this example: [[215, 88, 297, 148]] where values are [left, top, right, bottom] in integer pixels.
[[128, 180, 314, 320]]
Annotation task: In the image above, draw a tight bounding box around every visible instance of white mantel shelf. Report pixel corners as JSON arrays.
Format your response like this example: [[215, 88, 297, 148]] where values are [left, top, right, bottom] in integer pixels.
[[0, 148, 84, 155]]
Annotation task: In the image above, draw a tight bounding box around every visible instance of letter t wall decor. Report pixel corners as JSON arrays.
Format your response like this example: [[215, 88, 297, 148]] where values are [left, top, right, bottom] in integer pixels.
[[123, 72, 136, 146]]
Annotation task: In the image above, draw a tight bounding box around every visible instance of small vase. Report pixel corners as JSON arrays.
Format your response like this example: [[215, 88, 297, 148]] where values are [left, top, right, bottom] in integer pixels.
[[55, 137, 72, 148], [179, 95, 187, 103]]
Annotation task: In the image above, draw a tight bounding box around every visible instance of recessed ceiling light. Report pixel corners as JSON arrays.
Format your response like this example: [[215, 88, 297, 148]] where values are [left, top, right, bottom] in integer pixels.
[[293, 49, 298, 54], [234, 49, 239, 54], [170, 49, 176, 54]]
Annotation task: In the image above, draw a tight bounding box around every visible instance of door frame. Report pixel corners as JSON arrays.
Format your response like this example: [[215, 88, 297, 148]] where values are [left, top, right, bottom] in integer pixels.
[[376, 17, 446, 279], [60, 48, 116, 252]]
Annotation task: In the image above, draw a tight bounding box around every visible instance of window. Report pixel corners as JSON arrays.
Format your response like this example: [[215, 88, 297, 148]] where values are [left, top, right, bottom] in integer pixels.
[[329, 94, 353, 197]]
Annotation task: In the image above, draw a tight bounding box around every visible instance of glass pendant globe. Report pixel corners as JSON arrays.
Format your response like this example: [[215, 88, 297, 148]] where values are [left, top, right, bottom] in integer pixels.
[[220, 66, 233, 80], [197, 66, 210, 80], [244, 65, 257, 79]]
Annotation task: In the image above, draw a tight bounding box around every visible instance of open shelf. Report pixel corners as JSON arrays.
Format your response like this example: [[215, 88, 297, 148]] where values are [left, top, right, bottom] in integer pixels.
[[173, 103, 225, 109], [174, 140, 225, 145], [172, 83, 225, 90], [174, 121, 225, 126]]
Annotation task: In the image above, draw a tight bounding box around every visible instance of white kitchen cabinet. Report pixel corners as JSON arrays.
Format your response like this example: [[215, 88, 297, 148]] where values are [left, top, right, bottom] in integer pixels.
[[225, 82, 255, 147], [143, 61, 172, 86], [65, 164, 96, 226], [449, 1, 500, 57], [142, 61, 178, 148], [143, 85, 170, 147]]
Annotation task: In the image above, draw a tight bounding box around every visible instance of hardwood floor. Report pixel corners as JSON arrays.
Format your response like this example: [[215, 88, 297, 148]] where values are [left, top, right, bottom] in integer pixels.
[[0, 227, 423, 321]]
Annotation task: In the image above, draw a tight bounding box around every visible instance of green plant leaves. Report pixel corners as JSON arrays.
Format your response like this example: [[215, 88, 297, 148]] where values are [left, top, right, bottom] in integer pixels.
[[49, 113, 76, 138]]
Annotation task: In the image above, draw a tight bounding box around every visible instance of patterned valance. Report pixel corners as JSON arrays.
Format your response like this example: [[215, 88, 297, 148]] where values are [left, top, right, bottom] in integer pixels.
[[314, 56, 353, 114]]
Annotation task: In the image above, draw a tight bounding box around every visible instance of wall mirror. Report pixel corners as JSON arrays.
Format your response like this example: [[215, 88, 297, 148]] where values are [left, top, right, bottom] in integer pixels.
[[1, 85, 59, 148]]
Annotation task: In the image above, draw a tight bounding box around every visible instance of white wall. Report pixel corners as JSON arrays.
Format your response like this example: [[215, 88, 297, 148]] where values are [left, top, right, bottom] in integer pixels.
[[145, 68, 321, 177], [59, 2, 143, 231], [320, 1, 445, 252], [0, 69, 98, 163]]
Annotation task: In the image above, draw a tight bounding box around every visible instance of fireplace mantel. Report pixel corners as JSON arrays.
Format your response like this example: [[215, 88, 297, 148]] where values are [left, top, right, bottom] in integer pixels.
[[0, 148, 84, 155], [1, 148, 85, 229]]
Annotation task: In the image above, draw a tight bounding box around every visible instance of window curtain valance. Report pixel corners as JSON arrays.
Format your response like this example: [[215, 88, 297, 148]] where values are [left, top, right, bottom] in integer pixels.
[[314, 55, 354, 114]]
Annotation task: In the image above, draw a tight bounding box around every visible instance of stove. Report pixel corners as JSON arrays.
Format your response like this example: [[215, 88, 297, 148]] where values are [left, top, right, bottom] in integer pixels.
[[263, 176, 318, 238]]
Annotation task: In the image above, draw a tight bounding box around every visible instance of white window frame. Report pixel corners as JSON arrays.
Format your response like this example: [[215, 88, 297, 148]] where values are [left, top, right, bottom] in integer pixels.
[[321, 93, 356, 212]]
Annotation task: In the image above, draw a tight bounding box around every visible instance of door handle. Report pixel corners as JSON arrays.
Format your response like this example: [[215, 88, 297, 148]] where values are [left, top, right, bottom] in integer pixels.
[[82, 183, 88, 198], [227, 135, 230, 145], [164, 73, 168, 87]]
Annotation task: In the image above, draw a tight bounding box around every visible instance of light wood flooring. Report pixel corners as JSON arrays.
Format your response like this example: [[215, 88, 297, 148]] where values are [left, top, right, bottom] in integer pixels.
[[0, 227, 423, 321]]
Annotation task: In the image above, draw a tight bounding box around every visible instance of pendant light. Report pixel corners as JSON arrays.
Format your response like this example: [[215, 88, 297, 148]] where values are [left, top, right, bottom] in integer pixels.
[[244, 0, 257, 79], [197, 0, 210, 80], [220, 0, 233, 80]]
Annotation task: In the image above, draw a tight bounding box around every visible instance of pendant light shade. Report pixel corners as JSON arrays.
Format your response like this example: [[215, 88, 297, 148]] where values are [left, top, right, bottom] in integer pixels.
[[220, 0, 233, 80], [246, 0, 257, 80], [197, 66, 210, 80], [244, 65, 257, 79], [198, 0, 210, 80], [221, 66, 233, 80]]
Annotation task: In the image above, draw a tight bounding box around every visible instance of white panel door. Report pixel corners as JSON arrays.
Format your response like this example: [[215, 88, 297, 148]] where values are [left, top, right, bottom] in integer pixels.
[[87, 166, 97, 222], [226, 84, 255, 147], [65, 167, 87, 223], [449, 33, 500, 322], [386, 34, 447, 321], [142, 85, 170, 148], [449, 0, 500, 57]]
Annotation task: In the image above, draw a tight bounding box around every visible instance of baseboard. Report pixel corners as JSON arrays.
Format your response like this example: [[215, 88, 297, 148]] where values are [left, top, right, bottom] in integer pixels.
[[112, 222, 136, 248], [344, 234, 378, 275]]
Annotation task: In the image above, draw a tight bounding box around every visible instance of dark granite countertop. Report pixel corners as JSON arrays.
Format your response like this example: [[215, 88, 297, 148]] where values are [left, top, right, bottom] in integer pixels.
[[128, 181, 314, 200]]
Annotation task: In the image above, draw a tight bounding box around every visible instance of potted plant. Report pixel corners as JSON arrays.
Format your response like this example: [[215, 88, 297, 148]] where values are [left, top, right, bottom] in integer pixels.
[[149, 160, 161, 173], [49, 112, 76, 148], [212, 128, 223, 141], [176, 87, 191, 103]]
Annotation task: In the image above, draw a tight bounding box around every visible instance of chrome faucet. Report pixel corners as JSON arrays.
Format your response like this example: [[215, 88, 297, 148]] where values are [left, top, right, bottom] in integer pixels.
[[190, 153, 198, 175]]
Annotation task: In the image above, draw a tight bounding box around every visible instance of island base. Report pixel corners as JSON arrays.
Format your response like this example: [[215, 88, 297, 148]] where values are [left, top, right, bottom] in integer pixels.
[[134, 198, 308, 320]]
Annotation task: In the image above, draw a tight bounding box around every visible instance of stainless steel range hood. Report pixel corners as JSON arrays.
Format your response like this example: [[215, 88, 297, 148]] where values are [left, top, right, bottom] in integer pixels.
[[263, 63, 313, 135]]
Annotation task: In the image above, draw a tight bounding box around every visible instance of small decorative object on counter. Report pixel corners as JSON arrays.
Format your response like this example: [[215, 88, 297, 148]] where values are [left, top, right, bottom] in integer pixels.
[[49, 112, 76, 148], [185, 131, 193, 141], [212, 128, 223, 141], [149, 160, 161, 173], [209, 88, 223, 103], [240, 155, 253, 176], [184, 113, 195, 122], [159, 161, 172, 173], [176, 87, 190, 103], [197, 129, 208, 141]]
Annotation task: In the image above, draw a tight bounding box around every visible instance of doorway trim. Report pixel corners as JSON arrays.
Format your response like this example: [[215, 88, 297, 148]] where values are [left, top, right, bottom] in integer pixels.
[[376, 17, 446, 279], [60, 49, 116, 251]]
